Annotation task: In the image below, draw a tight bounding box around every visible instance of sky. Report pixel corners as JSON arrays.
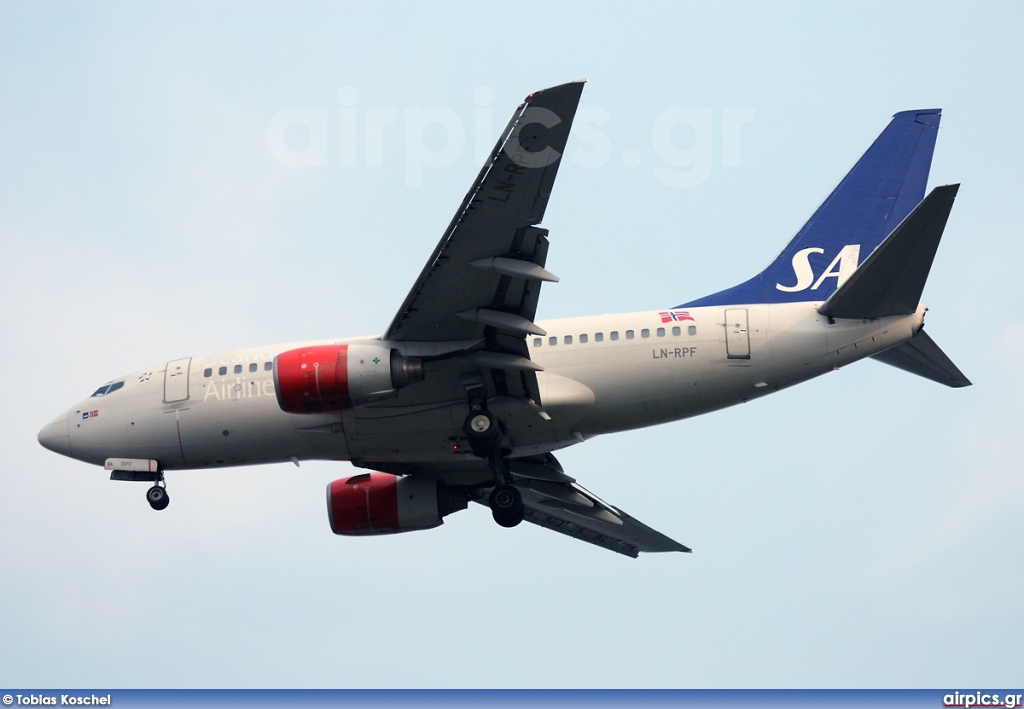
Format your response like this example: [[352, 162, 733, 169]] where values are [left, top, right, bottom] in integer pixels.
[[2, 0, 1022, 689]]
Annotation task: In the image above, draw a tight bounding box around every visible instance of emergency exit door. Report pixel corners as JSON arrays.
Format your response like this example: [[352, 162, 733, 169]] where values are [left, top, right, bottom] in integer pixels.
[[725, 309, 750, 359], [164, 357, 191, 402]]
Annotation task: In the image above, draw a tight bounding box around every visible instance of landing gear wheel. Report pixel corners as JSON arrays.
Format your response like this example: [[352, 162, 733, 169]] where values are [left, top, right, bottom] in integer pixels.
[[464, 410, 502, 457], [489, 484, 524, 528], [146, 484, 170, 511]]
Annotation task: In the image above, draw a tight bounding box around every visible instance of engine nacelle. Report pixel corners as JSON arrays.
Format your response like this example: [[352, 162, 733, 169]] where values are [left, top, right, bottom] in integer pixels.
[[274, 343, 422, 414], [326, 473, 466, 536]]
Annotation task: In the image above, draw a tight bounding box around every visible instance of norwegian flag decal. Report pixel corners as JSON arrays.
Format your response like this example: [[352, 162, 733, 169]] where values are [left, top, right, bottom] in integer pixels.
[[659, 310, 695, 323]]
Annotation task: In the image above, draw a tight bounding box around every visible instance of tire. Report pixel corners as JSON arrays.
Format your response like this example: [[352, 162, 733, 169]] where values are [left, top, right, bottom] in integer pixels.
[[464, 410, 502, 457], [147, 485, 170, 511], [489, 484, 524, 528], [468, 412, 494, 434]]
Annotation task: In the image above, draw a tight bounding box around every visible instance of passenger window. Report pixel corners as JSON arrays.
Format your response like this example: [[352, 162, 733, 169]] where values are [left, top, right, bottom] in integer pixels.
[[595, 332, 604, 342], [579, 334, 588, 343], [549, 336, 557, 346], [91, 385, 110, 397], [533, 338, 542, 348], [688, 325, 697, 336], [626, 330, 634, 340], [106, 381, 124, 394], [249, 363, 257, 373], [219, 366, 227, 376], [610, 331, 619, 341], [641, 329, 650, 338], [564, 335, 573, 345], [204, 368, 212, 378], [232, 365, 241, 374], [672, 326, 681, 336], [264, 361, 273, 371]]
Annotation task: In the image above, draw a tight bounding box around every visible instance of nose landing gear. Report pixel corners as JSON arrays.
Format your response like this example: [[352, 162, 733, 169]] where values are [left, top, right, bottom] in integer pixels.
[[106, 458, 171, 511], [146, 474, 170, 511]]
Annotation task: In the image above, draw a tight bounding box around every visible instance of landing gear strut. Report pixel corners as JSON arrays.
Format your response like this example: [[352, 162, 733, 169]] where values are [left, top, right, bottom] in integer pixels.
[[146, 475, 170, 511], [462, 407, 525, 528], [460, 370, 524, 528]]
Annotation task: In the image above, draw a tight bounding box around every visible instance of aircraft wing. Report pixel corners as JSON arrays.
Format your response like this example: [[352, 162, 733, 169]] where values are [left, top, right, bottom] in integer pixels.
[[472, 476, 692, 558], [384, 81, 585, 349], [372, 82, 690, 557]]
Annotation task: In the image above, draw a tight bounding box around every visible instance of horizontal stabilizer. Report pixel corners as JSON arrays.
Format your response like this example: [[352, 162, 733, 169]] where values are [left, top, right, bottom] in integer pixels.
[[872, 330, 971, 387], [820, 184, 959, 319]]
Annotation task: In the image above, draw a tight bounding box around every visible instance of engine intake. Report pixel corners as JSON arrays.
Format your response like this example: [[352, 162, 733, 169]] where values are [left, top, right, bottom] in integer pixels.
[[274, 344, 421, 414], [326, 472, 467, 536]]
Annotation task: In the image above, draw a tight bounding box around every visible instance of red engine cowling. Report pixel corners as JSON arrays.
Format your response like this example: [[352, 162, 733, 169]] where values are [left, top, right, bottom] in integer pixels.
[[326, 473, 445, 535], [274, 343, 421, 414]]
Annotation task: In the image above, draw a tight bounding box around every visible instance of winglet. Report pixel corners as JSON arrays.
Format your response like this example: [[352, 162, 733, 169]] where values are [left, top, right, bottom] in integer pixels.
[[526, 79, 587, 102]]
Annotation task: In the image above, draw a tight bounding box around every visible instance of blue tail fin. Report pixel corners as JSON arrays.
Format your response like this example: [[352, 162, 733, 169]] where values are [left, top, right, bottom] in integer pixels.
[[680, 109, 941, 308]]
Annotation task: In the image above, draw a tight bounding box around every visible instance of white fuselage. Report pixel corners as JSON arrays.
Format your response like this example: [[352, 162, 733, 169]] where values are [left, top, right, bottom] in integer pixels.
[[44, 301, 925, 479]]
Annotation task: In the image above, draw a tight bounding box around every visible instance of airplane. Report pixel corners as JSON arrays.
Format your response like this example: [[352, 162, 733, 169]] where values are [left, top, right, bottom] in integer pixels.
[[37, 81, 970, 557]]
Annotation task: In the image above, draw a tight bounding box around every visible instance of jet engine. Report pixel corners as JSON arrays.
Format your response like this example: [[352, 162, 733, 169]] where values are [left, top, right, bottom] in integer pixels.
[[274, 343, 422, 414], [326, 472, 467, 536]]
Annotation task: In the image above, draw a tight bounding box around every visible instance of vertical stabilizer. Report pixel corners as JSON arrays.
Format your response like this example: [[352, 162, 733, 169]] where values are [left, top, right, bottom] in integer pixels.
[[680, 109, 941, 308]]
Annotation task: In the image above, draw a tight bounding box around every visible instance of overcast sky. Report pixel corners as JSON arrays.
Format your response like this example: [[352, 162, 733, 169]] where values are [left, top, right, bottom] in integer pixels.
[[2, 0, 1022, 689]]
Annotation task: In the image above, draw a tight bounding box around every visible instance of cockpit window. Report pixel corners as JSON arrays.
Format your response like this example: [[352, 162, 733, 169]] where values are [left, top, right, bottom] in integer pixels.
[[91, 381, 124, 397]]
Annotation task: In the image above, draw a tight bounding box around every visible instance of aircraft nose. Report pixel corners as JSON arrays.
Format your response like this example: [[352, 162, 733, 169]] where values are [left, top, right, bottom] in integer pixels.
[[38, 410, 71, 457]]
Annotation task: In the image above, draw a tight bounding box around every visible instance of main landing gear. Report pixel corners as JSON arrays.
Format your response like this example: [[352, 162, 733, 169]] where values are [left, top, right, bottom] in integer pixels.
[[489, 483, 524, 528], [464, 409, 502, 458], [462, 408, 524, 528], [146, 474, 170, 511]]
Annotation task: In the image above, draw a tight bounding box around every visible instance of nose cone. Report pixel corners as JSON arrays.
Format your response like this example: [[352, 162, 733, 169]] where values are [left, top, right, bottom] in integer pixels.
[[38, 410, 71, 458]]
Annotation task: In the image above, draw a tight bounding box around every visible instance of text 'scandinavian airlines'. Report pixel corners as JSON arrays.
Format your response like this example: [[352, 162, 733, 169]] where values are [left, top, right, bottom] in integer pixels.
[[38, 82, 970, 557]]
